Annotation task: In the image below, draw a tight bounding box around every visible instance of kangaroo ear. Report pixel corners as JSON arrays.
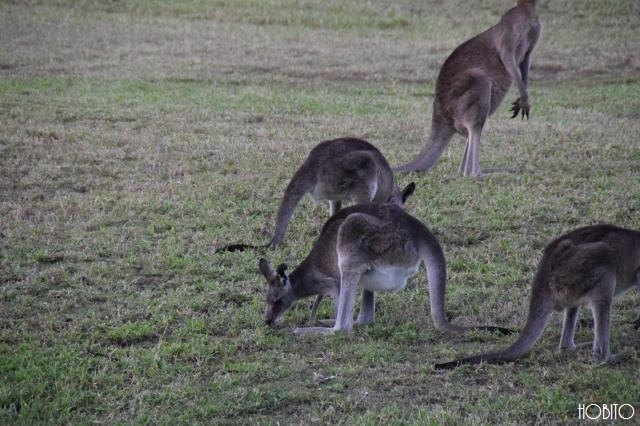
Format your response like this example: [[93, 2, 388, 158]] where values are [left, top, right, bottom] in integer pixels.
[[401, 182, 416, 204], [258, 258, 276, 280], [276, 263, 288, 278]]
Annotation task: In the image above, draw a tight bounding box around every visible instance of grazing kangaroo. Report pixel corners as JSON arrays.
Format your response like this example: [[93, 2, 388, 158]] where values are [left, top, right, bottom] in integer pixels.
[[259, 202, 513, 335], [396, 0, 542, 176], [435, 224, 640, 369], [260, 184, 415, 326], [216, 138, 408, 253]]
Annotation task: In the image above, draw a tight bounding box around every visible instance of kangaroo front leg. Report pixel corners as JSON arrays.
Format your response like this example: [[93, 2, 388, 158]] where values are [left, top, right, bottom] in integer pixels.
[[309, 295, 336, 327], [559, 307, 579, 352], [460, 139, 471, 175], [633, 270, 640, 329], [309, 295, 324, 325], [293, 272, 359, 335], [356, 290, 376, 326], [329, 201, 342, 216]]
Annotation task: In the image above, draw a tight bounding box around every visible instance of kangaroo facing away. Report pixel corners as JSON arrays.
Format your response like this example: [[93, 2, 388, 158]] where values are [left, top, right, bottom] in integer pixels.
[[396, 0, 542, 176], [259, 202, 513, 335], [435, 224, 640, 369], [216, 138, 409, 253]]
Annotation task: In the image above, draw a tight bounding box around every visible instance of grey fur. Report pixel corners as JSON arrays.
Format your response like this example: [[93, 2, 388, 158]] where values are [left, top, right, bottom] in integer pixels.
[[396, 0, 542, 176], [435, 224, 640, 368], [216, 138, 410, 254], [259, 203, 512, 336]]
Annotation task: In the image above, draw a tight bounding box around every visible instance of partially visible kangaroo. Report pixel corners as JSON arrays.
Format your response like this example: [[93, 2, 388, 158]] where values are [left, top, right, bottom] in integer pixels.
[[216, 138, 409, 253], [435, 224, 640, 369], [259, 202, 513, 336], [396, 0, 542, 176]]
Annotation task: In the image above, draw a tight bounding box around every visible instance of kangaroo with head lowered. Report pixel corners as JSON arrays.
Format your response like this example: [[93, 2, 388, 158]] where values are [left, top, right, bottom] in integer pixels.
[[216, 138, 408, 253], [260, 184, 415, 326], [396, 0, 542, 176], [259, 201, 513, 336], [435, 224, 640, 369]]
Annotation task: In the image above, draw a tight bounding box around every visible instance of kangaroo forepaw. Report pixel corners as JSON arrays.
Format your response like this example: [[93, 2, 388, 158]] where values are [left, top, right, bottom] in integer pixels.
[[595, 352, 622, 365], [632, 315, 640, 330], [592, 345, 620, 364], [267, 240, 283, 250], [355, 316, 374, 326], [605, 353, 622, 364], [510, 98, 530, 120], [579, 318, 594, 328]]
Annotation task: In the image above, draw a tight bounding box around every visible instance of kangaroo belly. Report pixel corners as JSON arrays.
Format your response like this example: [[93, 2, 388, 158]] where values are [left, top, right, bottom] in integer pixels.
[[311, 181, 377, 203], [310, 183, 334, 201], [360, 264, 420, 292]]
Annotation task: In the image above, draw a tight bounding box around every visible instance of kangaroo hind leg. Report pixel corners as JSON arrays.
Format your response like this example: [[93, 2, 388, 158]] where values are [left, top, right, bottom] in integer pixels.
[[589, 270, 618, 364], [356, 290, 376, 326], [459, 125, 483, 177], [457, 75, 491, 177]]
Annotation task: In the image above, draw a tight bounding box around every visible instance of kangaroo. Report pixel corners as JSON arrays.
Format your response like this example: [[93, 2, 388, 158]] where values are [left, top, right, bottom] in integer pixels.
[[435, 224, 640, 369], [216, 138, 408, 253], [259, 202, 513, 336], [260, 183, 415, 326], [395, 0, 542, 176]]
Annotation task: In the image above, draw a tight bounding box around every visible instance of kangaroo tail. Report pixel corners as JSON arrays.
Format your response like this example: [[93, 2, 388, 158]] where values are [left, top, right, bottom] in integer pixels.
[[394, 141, 447, 173], [419, 231, 516, 336], [215, 242, 269, 253], [419, 232, 467, 334], [469, 325, 516, 336], [434, 283, 553, 369], [394, 116, 455, 173]]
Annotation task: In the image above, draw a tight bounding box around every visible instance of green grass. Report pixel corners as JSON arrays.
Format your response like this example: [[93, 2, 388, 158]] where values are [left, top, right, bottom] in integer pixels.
[[2, 0, 640, 424]]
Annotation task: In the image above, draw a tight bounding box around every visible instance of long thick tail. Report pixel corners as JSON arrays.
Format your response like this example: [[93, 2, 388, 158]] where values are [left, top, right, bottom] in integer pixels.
[[420, 232, 467, 334], [434, 283, 554, 369], [215, 242, 269, 253], [394, 115, 455, 174], [218, 165, 312, 253], [470, 325, 515, 335], [420, 231, 516, 336], [270, 168, 313, 247]]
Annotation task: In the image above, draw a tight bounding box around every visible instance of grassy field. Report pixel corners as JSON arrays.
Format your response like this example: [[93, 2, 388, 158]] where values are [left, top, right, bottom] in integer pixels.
[[2, 0, 640, 424]]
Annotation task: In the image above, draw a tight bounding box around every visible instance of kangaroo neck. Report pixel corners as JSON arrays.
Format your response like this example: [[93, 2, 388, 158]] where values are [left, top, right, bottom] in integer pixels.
[[289, 261, 319, 298]]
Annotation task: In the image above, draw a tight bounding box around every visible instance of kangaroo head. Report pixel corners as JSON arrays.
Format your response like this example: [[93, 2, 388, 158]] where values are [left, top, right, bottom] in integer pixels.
[[386, 182, 416, 206], [258, 258, 296, 326]]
